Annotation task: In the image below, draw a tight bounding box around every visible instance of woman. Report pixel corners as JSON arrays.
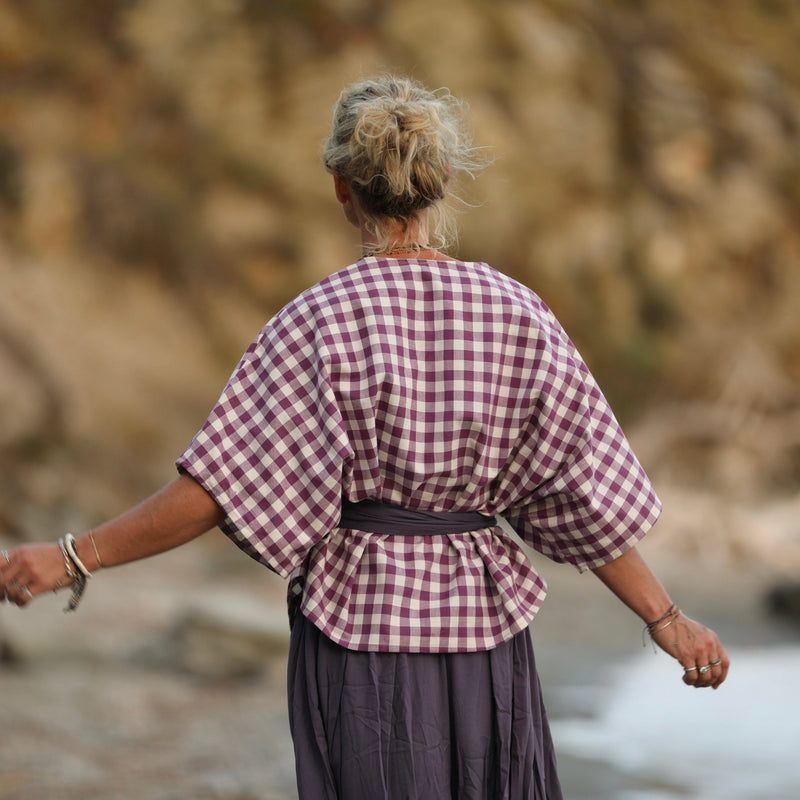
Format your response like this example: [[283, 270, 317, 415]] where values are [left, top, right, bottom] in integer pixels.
[[1, 75, 728, 799]]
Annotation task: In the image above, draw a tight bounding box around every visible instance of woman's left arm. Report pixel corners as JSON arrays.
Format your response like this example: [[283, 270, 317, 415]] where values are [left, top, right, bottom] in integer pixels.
[[592, 547, 730, 689]]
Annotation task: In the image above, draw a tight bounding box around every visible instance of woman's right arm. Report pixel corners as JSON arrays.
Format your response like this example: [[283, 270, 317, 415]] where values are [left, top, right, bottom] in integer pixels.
[[1, 473, 225, 606]]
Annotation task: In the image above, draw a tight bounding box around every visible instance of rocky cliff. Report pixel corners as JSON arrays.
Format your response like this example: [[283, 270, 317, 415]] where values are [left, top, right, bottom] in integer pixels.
[[1, 0, 799, 554]]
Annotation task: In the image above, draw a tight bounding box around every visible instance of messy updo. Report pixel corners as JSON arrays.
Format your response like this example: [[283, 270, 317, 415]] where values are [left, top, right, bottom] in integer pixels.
[[323, 75, 483, 251]]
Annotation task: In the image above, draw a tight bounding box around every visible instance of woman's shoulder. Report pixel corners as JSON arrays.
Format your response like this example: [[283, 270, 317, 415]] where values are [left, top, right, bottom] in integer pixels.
[[447, 259, 557, 318]]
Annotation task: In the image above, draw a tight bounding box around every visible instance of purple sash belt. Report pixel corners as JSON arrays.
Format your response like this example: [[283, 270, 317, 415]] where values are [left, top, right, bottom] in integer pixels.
[[339, 498, 497, 535]]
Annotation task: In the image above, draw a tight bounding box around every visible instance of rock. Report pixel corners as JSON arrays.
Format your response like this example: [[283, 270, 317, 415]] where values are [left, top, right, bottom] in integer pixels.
[[765, 583, 800, 622], [136, 594, 290, 681], [0, 635, 21, 667]]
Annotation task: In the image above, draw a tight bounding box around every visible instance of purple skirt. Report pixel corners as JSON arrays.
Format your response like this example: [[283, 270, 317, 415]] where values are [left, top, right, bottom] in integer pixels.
[[287, 614, 563, 800]]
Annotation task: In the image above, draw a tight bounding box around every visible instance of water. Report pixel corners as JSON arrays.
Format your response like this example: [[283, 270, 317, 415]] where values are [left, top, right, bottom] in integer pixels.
[[551, 646, 800, 800]]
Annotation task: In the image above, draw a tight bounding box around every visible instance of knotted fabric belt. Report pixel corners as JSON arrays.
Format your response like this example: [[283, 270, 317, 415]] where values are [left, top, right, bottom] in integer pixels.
[[339, 498, 497, 535]]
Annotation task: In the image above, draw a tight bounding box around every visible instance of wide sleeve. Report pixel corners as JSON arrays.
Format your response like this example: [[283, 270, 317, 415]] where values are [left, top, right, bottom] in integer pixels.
[[176, 300, 353, 578], [501, 314, 662, 573]]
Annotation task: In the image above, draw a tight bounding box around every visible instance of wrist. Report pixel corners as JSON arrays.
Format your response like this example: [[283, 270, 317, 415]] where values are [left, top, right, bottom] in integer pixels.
[[645, 602, 678, 628], [642, 603, 681, 648]]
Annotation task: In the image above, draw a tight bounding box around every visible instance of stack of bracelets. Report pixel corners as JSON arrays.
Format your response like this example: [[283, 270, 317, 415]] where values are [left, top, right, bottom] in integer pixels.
[[642, 602, 681, 649], [57, 533, 92, 612]]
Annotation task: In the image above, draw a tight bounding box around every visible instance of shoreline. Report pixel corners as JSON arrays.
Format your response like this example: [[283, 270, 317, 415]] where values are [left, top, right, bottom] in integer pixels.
[[1, 528, 798, 800]]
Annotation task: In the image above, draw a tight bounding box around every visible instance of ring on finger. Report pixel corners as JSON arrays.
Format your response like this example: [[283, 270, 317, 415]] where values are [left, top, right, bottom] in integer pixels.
[[683, 666, 698, 673], [1, 549, 9, 564], [12, 580, 33, 600], [709, 658, 722, 667]]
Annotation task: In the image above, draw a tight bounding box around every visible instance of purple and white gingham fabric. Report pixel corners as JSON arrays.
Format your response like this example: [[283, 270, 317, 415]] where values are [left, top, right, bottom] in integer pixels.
[[177, 257, 661, 652]]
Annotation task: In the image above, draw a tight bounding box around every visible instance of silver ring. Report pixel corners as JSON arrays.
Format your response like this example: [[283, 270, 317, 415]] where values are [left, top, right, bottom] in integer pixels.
[[709, 658, 722, 667], [12, 580, 32, 600], [683, 666, 698, 672], [698, 664, 713, 674], [1, 549, 9, 564]]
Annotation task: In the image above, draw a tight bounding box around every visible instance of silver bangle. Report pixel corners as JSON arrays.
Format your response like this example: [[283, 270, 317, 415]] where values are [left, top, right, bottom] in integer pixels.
[[58, 536, 88, 613], [58, 538, 77, 580], [64, 534, 92, 579]]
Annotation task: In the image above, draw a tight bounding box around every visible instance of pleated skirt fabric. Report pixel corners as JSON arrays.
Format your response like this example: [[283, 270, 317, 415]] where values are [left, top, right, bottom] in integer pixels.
[[287, 613, 563, 800]]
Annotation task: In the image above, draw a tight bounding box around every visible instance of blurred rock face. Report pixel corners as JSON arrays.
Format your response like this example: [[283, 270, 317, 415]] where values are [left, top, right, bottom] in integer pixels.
[[1, 0, 799, 548]]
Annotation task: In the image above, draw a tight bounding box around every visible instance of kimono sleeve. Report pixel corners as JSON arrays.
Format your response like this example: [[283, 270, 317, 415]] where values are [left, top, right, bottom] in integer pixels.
[[176, 302, 353, 578], [502, 321, 662, 573]]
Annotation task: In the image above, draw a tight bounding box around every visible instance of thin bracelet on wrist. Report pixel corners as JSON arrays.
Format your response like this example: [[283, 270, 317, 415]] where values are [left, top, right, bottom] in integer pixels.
[[88, 530, 104, 569], [642, 603, 681, 648]]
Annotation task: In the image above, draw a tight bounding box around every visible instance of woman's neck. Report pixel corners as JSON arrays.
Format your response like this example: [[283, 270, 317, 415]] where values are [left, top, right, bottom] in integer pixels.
[[359, 215, 430, 255]]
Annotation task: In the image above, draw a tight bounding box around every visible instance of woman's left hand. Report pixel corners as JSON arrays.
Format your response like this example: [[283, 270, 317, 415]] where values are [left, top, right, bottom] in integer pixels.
[[592, 547, 730, 690], [649, 610, 730, 690]]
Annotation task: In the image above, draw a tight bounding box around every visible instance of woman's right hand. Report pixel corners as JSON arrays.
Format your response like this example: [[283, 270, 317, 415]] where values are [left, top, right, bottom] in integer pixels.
[[0, 542, 73, 607]]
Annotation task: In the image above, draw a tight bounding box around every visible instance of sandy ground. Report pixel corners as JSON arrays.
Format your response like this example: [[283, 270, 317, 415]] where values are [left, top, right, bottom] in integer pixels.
[[1, 526, 797, 800]]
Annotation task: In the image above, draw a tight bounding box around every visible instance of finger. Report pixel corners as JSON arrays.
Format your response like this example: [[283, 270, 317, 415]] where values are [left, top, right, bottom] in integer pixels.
[[681, 664, 700, 686], [680, 652, 715, 687], [0, 549, 13, 603], [0, 548, 12, 586], [711, 650, 731, 690], [699, 638, 730, 689], [7, 579, 34, 607], [686, 654, 727, 689], [694, 664, 717, 688]]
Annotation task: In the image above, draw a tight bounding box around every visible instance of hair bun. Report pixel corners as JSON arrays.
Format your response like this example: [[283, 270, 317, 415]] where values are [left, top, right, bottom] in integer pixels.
[[353, 97, 449, 215], [323, 76, 484, 250]]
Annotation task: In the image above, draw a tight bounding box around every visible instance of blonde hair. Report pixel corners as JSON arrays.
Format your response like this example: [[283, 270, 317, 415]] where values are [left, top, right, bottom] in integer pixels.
[[322, 75, 483, 251]]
